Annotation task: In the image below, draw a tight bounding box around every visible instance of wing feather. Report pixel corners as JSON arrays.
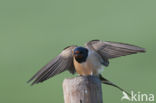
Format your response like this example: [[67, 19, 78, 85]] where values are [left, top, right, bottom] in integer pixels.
[[86, 40, 145, 59], [28, 45, 77, 85]]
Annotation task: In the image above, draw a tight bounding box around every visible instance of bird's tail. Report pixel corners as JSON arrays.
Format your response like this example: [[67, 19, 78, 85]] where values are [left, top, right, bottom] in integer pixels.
[[99, 74, 131, 97]]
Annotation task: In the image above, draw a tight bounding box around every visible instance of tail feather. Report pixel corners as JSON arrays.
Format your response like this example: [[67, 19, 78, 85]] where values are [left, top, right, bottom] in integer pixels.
[[99, 74, 131, 97]]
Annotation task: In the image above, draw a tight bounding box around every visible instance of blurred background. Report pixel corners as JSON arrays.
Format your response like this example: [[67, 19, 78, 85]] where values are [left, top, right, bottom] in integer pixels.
[[0, 0, 155, 103]]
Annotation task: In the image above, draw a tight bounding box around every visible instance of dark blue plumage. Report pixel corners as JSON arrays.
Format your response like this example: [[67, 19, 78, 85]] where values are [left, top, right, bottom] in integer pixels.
[[74, 47, 88, 63]]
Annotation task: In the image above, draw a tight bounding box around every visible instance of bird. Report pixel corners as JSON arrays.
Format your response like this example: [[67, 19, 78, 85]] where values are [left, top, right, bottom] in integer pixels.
[[27, 40, 145, 95]]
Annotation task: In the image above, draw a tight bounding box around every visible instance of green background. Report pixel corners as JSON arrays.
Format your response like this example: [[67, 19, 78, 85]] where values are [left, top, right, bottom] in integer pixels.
[[0, 0, 155, 103]]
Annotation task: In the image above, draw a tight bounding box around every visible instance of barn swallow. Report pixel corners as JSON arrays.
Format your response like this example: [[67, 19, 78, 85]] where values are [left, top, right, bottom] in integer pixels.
[[28, 40, 145, 95]]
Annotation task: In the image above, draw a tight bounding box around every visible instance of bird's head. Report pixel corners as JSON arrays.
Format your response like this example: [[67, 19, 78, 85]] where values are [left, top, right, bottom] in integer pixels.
[[73, 47, 88, 63]]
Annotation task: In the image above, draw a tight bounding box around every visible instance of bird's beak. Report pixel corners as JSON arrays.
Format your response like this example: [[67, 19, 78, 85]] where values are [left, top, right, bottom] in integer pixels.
[[74, 54, 83, 59]]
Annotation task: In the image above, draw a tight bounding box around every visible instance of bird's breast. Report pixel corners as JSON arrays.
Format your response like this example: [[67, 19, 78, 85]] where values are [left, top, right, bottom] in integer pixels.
[[74, 51, 103, 76]]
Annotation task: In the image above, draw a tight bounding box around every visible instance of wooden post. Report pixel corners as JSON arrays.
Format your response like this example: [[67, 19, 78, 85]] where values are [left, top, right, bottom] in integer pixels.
[[63, 76, 103, 103]]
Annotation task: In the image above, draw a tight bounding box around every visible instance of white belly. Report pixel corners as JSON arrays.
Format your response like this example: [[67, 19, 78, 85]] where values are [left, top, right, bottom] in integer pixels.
[[74, 50, 104, 76]]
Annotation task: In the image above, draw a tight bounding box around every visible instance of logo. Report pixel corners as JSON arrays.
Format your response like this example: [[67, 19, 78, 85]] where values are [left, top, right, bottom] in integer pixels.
[[121, 91, 154, 102]]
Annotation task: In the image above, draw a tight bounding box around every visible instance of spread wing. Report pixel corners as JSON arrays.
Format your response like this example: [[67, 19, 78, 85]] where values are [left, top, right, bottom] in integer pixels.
[[27, 45, 77, 85], [85, 40, 145, 63]]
